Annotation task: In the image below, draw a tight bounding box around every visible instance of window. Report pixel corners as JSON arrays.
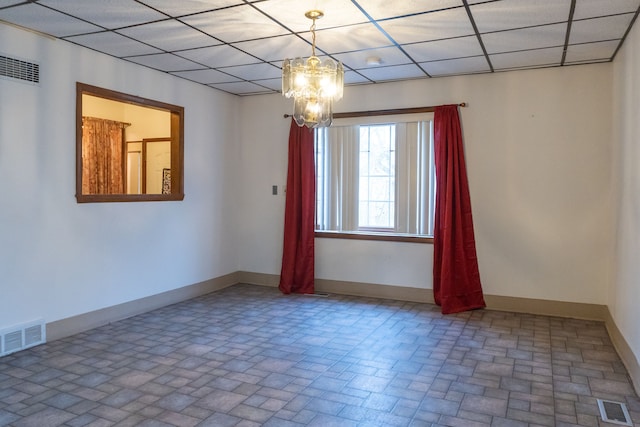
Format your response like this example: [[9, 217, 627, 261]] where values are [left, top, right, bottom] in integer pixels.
[[359, 124, 396, 230], [315, 117, 435, 238], [76, 82, 184, 203]]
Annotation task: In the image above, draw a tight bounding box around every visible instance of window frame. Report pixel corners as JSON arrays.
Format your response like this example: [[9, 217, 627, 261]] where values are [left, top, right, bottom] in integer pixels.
[[314, 109, 437, 244], [75, 82, 185, 203]]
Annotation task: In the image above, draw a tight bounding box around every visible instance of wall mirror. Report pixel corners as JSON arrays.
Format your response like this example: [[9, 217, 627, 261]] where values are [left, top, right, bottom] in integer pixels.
[[76, 82, 184, 203]]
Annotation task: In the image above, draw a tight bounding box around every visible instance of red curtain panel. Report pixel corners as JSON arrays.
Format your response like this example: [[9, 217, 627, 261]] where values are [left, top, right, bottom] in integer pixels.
[[279, 119, 316, 294], [433, 105, 486, 314]]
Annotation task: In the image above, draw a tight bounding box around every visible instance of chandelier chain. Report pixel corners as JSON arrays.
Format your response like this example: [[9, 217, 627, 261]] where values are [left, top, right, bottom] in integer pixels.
[[310, 18, 317, 57]]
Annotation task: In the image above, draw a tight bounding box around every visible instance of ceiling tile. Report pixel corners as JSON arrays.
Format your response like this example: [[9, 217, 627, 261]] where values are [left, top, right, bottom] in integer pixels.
[[66, 32, 163, 57], [233, 35, 312, 62], [134, 0, 245, 17], [481, 23, 567, 54], [357, 63, 427, 82], [569, 14, 635, 45], [309, 23, 393, 54], [357, 0, 463, 20], [38, 0, 167, 29], [0, 3, 102, 37], [564, 40, 620, 63], [344, 70, 371, 85], [420, 56, 490, 76], [209, 81, 274, 95], [573, 0, 640, 20], [220, 62, 282, 81], [0, 0, 30, 6], [344, 70, 373, 85], [180, 4, 288, 43], [170, 69, 240, 85], [125, 53, 203, 72], [253, 0, 369, 32], [377, 7, 475, 44], [403, 36, 484, 63], [470, 0, 572, 33], [253, 77, 282, 91], [490, 46, 563, 70], [117, 19, 220, 52], [333, 46, 412, 70], [177, 44, 259, 68], [562, 58, 610, 66]]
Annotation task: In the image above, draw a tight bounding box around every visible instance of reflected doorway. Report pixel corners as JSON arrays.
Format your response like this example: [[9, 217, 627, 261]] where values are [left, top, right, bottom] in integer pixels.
[[126, 138, 171, 195]]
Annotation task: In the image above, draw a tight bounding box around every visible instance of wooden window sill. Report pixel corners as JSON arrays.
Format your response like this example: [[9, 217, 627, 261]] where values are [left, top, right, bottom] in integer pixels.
[[314, 230, 433, 244]]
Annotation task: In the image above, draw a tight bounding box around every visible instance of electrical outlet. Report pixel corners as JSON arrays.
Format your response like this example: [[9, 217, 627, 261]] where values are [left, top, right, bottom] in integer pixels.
[[272, 185, 278, 195]]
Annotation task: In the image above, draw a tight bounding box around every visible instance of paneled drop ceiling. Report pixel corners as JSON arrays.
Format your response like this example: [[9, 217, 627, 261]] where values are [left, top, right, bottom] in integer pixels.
[[1, 0, 638, 96]]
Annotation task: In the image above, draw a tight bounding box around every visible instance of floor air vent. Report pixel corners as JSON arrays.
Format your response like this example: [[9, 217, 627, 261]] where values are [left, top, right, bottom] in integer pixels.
[[0, 320, 46, 357], [597, 399, 632, 426], [0, 54, 40, 84]]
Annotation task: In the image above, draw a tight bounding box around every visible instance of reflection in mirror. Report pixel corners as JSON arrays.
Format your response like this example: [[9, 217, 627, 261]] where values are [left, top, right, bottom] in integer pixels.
[[76, 82, 184, 203]]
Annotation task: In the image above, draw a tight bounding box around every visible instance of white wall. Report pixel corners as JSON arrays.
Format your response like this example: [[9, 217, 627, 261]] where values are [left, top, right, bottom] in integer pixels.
[[0, 24, 241, 328], [0, 17, 621, 340], [612, 18, 640, 369], [239, 64, 614, 305]]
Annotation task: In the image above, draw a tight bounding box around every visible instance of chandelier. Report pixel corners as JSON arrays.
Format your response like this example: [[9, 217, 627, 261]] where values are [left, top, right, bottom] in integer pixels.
[[282, 10, 344, 128]]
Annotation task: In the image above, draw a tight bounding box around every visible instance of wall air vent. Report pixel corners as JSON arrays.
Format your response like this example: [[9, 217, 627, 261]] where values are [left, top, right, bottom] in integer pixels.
[[3, 330, 23, 354], [0, 54, 40, 84], [24, 323, 43, 346], [0, 319, 46, 357], [597, 399, 632, 426]]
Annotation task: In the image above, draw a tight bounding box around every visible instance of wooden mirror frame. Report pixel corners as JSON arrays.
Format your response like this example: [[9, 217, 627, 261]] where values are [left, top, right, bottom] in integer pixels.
[[76, 82, 184, 203]]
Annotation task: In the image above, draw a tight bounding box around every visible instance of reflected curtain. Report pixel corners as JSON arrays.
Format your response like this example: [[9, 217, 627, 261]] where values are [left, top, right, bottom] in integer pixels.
[[279, 119, 315, 294], [433, 105, 486, 314], [82, 116, 126, 194]]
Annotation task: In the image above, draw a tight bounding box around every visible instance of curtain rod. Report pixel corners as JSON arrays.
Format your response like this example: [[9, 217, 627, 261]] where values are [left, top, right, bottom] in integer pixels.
[[284, 103, 466, 120]]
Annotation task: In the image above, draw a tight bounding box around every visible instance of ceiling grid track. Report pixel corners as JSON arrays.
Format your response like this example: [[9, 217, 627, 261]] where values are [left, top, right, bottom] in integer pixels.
[[561, 0, 577, 66], [462, 0, 494, 73], [0, 0, 638, 95]]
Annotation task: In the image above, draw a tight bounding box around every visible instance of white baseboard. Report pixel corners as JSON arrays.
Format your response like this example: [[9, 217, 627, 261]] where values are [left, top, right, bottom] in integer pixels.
[[240, 272, 607, 319], [46, 272, 239, 341]]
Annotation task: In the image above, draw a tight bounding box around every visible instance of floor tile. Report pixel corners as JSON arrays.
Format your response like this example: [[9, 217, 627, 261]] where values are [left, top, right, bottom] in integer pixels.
[[0, 284, 638, 426]]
